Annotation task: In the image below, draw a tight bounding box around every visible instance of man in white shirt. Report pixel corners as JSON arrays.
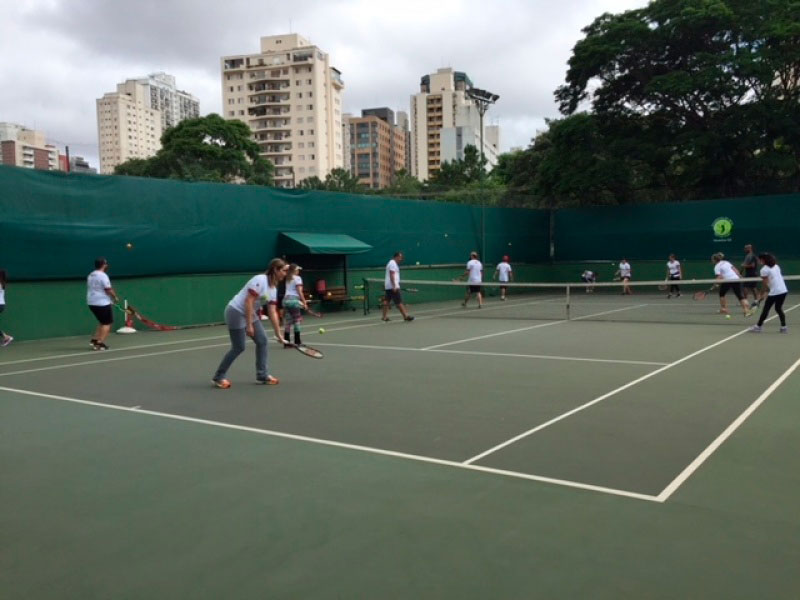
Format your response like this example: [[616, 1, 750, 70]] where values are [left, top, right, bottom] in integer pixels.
[[460, 251, 484, 308], [493, 255, 513, 300], [382, 251, 414, 322], [87, 257, 119, 351]]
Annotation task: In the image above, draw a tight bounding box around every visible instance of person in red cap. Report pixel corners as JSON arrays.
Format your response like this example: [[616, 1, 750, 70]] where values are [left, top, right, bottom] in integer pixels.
[[493, 255, 513, 301]]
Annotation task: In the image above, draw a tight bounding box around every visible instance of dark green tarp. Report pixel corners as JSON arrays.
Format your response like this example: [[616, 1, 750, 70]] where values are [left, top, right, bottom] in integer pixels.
[[278, 232, 372, 255]]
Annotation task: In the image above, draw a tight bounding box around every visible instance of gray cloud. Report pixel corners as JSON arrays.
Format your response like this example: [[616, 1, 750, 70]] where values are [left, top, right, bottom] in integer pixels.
[[0, 0, 647, 170]]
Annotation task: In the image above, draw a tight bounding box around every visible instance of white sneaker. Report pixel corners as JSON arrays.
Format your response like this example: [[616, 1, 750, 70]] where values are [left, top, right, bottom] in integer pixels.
[[780, 326, 788, 334], [1, 335, 12, 347], [749, 325, 762, 333]]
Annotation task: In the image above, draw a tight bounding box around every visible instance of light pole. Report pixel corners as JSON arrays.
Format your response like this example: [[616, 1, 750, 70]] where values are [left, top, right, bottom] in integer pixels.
[[466, 87, 499, 263]]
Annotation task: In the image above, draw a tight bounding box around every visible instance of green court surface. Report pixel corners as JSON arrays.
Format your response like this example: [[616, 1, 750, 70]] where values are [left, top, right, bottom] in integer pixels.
[[1, 295, 799, 599]]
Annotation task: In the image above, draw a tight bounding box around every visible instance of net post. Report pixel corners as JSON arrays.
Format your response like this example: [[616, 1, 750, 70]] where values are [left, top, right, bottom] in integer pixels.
[[566, 285, 571, 320], [116, 299, 137, 334]]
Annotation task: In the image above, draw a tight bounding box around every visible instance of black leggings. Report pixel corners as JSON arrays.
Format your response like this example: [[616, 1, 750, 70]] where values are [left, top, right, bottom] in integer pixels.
[[669, 275, 681, 294], [757, 293, 787, 327]]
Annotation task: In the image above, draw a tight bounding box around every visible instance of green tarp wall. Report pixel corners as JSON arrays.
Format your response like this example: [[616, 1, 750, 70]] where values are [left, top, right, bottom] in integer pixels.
[[554, 195, 800, 261], [0, 166, 550, 281]]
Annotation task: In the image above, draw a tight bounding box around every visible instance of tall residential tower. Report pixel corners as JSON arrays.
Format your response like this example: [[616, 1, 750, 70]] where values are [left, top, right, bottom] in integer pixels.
[[221, 34, 345, 188]]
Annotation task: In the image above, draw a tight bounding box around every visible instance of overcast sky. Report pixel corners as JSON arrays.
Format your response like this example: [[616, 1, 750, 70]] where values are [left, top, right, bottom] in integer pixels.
[[0, 0, 648, 170]]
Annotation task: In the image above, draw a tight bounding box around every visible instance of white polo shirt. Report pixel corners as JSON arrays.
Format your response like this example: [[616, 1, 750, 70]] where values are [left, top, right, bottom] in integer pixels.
[[285, 275, 303, 298], [496, 262, 512, 283], [228, 274, 275, 315], [467, 259, 483, 284], [385, 259, 400, 290], [87, 270, 113, 306], [667, 260, 681, 276], [619, 262, 631, 278]]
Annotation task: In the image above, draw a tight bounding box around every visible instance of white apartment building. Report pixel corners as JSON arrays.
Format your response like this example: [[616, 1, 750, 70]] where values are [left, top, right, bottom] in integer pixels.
[[220, 33, 345, 188], [410, 68, 500, 181], [96, 73, 199, 175], [0, 123, 61, 171]]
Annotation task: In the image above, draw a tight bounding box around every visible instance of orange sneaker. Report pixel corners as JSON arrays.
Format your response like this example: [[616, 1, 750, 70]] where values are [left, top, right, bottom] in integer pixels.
[[257, 375, 279, 385], [212, 379, 231, 389]]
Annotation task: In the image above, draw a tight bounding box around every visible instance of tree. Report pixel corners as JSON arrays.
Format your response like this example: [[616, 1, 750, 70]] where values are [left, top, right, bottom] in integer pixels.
[[554, 0, 800, 199], [297, 169, 365, 193], [383, 169, 423, 195], [429, 144, 487, 189], [114, 114, 274, 186]]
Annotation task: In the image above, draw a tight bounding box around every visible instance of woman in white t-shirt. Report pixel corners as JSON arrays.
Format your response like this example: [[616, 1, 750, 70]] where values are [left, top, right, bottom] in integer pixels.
[[581, 270, 596, 293], [493, 255, 513, 300], [665, 254, 682, 298], [750, 253, 788, 333], [86, 257, 119, 351], [0, 269, 12, 347], [618, 259, 632, 295], [458, 251, 484, 308], [711, 253, 752, 317], [212, 258, 289, 389], [282, 264, 311, 347]]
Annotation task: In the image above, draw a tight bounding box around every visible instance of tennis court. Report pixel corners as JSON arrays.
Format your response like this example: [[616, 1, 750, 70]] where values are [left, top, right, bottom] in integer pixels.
[[2, 284, 800, 598]]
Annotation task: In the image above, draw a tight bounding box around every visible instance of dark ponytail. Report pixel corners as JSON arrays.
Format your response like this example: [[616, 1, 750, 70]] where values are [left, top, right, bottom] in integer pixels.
[[758, 253, 776, 268]]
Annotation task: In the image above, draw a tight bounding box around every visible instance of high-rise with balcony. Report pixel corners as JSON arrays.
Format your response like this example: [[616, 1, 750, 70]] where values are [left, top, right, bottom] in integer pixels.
[[221, 34, 345, 188], [348, 108, 408, 190], [0, 123, 62, 171], [96, 73, 199, 174], [410, 68, 500, 181]]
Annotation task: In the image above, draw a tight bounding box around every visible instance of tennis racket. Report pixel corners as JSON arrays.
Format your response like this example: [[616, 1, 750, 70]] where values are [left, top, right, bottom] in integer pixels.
[[658, 280, 668, 292], [693, 286, 716, 301], [401, 287, 419, 293], [117, 302, 180, 330], [275, 336, 324, 359]]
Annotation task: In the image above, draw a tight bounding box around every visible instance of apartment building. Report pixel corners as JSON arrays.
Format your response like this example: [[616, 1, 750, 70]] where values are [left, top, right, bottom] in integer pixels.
[[0, 123, 61, 171], [221, 33, 345, 188], [348, 107, 408, 190], [410, 67, 500, 181], [96, 73, 199, 175]]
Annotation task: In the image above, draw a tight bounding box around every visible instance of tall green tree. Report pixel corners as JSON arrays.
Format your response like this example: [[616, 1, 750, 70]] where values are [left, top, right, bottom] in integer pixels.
[[429, 145, 487, 189], [554, 0, 800, 199], [297, 169, 365, 193], [115, 114, 274, 186]]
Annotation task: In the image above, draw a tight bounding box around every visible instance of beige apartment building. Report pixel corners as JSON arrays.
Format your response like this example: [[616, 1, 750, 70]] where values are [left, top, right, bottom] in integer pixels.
[[410, 68, 499, 181], [0, 123, 61, 171], [221, 34, 345, 188], [96, 73, 199, 175], [348, 108, 407, 190]]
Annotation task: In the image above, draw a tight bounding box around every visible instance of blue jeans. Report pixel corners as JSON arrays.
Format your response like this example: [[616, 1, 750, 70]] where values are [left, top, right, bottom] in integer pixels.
[[213, 305, 268, 382]]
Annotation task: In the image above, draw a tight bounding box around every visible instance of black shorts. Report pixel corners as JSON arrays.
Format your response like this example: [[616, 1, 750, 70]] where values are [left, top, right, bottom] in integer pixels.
[[468, 285, 482, 294], [719, 282, 743, 300], [581, 276, 595, 283], [89, 304, 114, 325], [384, 289, 403, 305]]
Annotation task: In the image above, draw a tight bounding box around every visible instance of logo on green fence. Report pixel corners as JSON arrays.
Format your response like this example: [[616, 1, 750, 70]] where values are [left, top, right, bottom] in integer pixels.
[[712, 217, 734, 241]]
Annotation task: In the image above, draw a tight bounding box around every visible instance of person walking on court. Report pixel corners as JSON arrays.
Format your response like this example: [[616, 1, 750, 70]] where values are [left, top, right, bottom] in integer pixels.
[[459, 251, 484, 308], [666, 254, 682, 298], [493, 255, 513, 300], [618, 258, 632, 295], [282, 264, 311, 346], [741, 244, 760, 306], [712, 253, 752, 317], [581, 269, 596, 293], [750, 253, 788, 333], [0, 269, 13, 347], [212, 258, 289, 389], [382, 251, 414, 322], [87, 258, 119, 351]]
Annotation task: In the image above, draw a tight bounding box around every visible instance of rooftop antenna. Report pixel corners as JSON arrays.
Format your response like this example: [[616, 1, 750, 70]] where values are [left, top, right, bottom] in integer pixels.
[[289, 19, 292, 33]]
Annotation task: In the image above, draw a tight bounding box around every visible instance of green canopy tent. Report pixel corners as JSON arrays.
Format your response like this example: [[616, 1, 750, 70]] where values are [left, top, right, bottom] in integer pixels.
[[277, 232, 373, 290]]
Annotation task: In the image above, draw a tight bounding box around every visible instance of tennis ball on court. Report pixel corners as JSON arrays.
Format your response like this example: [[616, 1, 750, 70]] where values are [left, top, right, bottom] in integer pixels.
[[126, 242, 133, 250], [725, 315, 731, 319], [319, 327, 326, 334]]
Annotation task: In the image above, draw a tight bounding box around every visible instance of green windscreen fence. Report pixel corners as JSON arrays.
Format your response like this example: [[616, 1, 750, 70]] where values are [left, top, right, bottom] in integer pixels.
[[0, 166, 551, 280], [554, 195, 800, 261]]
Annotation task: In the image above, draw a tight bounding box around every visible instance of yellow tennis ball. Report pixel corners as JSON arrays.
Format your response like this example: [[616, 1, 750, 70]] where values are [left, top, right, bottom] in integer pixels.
[[725, 314, 731, 319], [319, 327, 326, 334], [126, 242, 133, 249]]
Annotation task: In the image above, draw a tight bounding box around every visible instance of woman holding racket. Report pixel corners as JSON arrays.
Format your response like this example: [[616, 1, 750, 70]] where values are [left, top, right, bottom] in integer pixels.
[[212, 258, 288, 389], [750, 253, 788, 333], [666, 254, 682, 298], [282, 264, 316, 347], [0, 269, 12, 347], [711, 253, 752, 317]]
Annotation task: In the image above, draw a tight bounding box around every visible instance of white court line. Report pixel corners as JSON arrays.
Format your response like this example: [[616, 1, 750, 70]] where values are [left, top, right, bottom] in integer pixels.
[[311, 342, 668, 367], [464, 303, 800, 466], [657, 354, 800, 502], [422, 305, 648, 350], [0, 384, 659, 503]]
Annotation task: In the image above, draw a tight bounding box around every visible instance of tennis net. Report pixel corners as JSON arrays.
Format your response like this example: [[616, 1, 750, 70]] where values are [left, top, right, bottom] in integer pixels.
[[362, 275, 798, 326]]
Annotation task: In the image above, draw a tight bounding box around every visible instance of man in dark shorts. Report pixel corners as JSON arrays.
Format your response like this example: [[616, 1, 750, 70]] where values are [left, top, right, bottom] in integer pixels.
[[86, 257, 119, 350], [382, 251, 414, 322], [741, 244, 759, 305]]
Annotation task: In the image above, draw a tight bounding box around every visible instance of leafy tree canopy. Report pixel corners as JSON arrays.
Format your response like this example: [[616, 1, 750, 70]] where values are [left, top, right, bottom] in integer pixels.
[[115, 114, 274, 186]]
